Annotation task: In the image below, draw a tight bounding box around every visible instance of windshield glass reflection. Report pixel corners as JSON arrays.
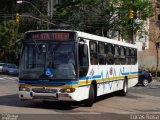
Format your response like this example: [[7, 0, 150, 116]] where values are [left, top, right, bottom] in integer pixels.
[[20, 42, 76, 80]]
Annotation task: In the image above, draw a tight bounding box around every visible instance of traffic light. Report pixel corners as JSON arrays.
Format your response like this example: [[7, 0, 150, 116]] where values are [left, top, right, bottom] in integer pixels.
[[129, 9, 134, 19], [16, 13, 20, 23]]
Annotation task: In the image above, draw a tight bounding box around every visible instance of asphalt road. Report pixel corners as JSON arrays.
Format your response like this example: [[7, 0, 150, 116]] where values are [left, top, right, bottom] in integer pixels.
[[0, 75, 160, 120]]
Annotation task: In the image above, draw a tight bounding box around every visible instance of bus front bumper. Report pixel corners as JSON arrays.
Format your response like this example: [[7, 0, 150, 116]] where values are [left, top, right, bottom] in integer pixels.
[[19, 91, 74, 101]]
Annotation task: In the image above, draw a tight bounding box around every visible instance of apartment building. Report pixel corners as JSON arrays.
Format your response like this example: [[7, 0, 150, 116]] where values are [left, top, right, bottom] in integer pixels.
[[137, 0, 160, 70]]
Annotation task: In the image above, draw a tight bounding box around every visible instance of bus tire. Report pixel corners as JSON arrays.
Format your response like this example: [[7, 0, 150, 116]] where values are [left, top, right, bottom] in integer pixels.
[[119, 78, 128, 96], [84, 84, 94, 107]]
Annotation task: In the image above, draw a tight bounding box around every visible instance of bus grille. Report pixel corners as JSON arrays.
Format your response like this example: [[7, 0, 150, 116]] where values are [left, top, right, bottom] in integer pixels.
[[32, 88, 58, 93]]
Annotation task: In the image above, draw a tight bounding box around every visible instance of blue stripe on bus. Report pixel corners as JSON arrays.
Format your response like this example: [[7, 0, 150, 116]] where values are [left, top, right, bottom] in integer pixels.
[[121, 73, 129, 75], [80, 71, 138, 80], [121, 71, 138, 76], [80, 75, 101, 80], [130, 71, 139, 74]]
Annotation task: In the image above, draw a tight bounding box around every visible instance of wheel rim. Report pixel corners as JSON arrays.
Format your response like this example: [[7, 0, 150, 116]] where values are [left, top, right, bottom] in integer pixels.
[[124, 82, 127, 93], [143, 79, 148, 86]]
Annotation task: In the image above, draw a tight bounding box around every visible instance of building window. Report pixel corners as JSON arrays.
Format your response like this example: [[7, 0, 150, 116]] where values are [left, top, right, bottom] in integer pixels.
[[157, 0, 160, 8]]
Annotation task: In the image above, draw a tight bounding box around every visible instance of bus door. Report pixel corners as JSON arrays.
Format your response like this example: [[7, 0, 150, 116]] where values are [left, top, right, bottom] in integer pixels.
[[78, 39, 89, 84]]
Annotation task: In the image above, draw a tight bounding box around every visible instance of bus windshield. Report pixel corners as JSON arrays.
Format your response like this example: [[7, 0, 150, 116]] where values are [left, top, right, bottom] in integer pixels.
[[19, 42, 76, 80]]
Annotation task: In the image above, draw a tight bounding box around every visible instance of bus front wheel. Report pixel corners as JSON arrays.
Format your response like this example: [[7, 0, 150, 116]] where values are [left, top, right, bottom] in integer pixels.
[[119, 79, 128, 96], [84, 84, 94, 107]]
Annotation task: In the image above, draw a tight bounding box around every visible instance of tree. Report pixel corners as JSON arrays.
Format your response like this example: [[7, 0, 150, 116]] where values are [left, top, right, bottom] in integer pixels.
[[52, 0, 153, 42], [0, 0, 50, 63], [53, 0, 120, 36], [17, 0, 49, 31], [0, 20, 23, 64]]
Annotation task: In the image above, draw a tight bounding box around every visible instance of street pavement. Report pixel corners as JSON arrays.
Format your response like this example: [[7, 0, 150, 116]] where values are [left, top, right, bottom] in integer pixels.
[[0, 75, 160, 120]]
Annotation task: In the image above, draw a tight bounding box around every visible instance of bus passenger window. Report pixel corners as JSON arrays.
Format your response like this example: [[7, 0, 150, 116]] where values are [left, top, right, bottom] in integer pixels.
[[120, 47, 126, 65], [90, 41, 98, 65], [90, 53, 98, 65], [126, 48, 131, 65], [130, 49, 136, 65], [98, 42, 106, 65], [134, 49, 137, 64], [106, 44, 114, 65], [114, 46, 120, 65]]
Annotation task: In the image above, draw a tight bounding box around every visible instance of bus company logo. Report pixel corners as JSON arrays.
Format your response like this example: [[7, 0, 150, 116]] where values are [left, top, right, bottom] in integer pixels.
[[109, 67, 113, 75]]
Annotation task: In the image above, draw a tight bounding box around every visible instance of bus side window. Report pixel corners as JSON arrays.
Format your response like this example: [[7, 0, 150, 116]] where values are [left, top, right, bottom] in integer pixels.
[[90, 41, 98, 65], [134, 49, 137, 64], [98, 42, 106, 65], [78, 44, 89, 77], [126, 48, 131, 65], [106, 44, 114, 65], [114, 45, 120, 65], [131, 48, 136, 65], [120, 46, 126, 65]]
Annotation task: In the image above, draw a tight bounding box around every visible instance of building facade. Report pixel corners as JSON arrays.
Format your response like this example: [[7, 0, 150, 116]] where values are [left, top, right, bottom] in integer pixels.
[[137, 0, 160, 71]]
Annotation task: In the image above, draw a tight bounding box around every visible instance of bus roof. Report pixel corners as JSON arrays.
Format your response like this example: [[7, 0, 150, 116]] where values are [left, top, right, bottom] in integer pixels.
[[25, 30, 137, 49], [76, 31, 137, 49]]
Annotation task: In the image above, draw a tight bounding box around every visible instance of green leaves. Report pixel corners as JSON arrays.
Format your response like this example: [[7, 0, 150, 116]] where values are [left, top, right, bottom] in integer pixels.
[[53, 0, 153, 41], [0, 20, 23, 63]]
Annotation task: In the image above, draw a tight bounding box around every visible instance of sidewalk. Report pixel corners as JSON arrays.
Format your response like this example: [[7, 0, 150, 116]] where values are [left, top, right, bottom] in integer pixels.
[[152, 77, 160, 81], [149, 79, 160, 89]]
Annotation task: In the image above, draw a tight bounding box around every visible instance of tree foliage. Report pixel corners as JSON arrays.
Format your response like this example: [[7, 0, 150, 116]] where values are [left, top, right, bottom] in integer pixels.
[[0, 20, 23, 63], [0, 0, 154, 63], [53, 0, 153, 41], [0, 0, 48, 63]]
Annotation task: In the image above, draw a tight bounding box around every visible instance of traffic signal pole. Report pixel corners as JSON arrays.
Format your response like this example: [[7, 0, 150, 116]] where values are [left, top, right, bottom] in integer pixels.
[[131, 0, 134, 44], [128, 1, 134, 44]]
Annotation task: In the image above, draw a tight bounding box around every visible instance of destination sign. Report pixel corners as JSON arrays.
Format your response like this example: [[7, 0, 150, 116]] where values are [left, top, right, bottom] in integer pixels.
[[25, 31, 75, 41]]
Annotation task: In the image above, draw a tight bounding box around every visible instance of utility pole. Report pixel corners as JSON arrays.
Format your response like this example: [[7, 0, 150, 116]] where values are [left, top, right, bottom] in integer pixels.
[[129, 0, 135, 44]]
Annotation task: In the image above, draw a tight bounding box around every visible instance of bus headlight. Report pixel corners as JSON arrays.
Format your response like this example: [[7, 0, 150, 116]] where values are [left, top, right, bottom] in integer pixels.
[[60, 88, 75, 93], [19, 87, 30, 92]]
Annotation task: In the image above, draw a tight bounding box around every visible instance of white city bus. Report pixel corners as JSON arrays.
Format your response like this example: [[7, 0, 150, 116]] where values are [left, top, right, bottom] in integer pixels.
[[18, 30, 138, 107]]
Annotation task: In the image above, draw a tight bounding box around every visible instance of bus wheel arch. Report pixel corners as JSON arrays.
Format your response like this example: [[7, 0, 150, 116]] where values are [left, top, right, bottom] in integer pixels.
[[119, 76, 128, 96], [84, 80, 97, 107], [92, 80, 97, 98]]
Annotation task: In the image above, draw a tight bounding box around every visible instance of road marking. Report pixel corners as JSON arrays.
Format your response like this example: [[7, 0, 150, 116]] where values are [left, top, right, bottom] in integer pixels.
[[0, 75, 18, 81]]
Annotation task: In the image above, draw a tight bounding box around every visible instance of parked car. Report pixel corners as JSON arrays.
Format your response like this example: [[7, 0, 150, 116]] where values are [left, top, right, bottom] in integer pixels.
[[138, 70, 152, 86], [0, 63, 5, 74], [2, 63, 18, 75]]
